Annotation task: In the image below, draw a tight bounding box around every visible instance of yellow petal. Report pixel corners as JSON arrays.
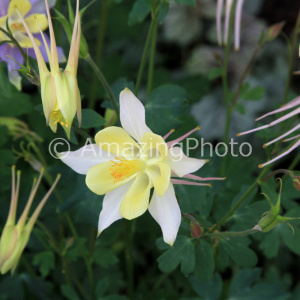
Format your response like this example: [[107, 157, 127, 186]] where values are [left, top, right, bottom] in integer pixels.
[[141, 132, 169, 161], [120, 173, 152, 220], [41, 73, 56, 123], [146, 162, 171, 197], [86, 161, 139, 195], [24, 14, 48, 33], [54, 71, 77, 123], [8, 0, 31, 17], [95, 127, 141, 157], [14, 32, 41, 48]]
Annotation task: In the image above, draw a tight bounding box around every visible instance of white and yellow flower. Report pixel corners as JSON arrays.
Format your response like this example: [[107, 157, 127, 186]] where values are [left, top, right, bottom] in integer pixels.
[[59, 88, 223, 245]]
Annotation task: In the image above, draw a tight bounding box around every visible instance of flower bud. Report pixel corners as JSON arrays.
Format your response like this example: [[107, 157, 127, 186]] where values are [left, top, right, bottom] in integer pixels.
[[191, 221, 203, 239], [293, 177, 300, 191], [256, 178, 300, 232], [259, 21, 285, 45], [0, 117, 42, 142], [0, 167, 60, 274], [18, 0, 82, 139]]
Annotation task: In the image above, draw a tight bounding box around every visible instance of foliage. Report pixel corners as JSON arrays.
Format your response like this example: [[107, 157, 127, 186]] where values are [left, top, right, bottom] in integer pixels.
[[0, 0, 299, 299]]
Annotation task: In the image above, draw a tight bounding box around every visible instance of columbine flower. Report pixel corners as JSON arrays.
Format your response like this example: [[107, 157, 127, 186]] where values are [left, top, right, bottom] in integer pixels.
[[0, 166, 60, 274], [59, 88, 224, 246], [237, 95, 300, 168], [18, 0, 81, 138], [216, 0, 244, 51], [0, 0, 65, 90]]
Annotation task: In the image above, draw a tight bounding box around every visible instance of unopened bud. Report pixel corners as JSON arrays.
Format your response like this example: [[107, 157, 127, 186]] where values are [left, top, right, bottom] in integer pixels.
[[105, 109, 117, 127], [259, 21, 285, 45], [191, 221, 203, 239], [257, 178, 300, 232], [293, 177, 300, 191]]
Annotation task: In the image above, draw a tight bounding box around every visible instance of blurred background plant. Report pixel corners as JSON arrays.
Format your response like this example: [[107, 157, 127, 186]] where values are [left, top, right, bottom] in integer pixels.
[[0, 0, 300, 299]]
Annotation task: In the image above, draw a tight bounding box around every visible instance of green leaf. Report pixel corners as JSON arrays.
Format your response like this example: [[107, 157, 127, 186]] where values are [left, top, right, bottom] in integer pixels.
[[96, 278, 110, 298], [208, 67, 222, 80], [259, 229, 280, 259], [229, 268, 290, 300], [280, 225, 300, 255], [175, 0, 196, 6], [157, 235, 195, 276], [220, 238, 258, 267], [229, 268, 261, 297], [175, 74, 210, 103], [94, 248, 119, 267], [176, 184, 212, 217], [61, 285, 80, 300], [195, 241, 215, 280], [189, 274, 223, 300], [80, 108, 106, 129], [241, 83, 265, 101], [128, 0, 151, 26], [158, 2, 169, 22], [145, 84, 188, 135], [33, 251, 55, 277], [0, 63, 33, 116]]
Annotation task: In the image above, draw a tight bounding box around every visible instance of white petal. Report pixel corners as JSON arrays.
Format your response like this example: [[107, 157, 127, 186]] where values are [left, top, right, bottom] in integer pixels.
[[59, 144, 114, 175], [148, 183, 181, 246], [166, 147, 207, 177], [98, 181, 133, 234], [120, 88, 151, 142]]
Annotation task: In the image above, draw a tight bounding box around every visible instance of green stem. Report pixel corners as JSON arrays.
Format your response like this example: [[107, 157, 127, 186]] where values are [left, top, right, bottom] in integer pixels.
[[220, 4, 235, 175], [231, 45, 262, 110], [205, 227, 260, 238], [125, 221, 135, 299], [0, 28, 27, 62], [88, 0, 109, 109], [36, 221, 90, 300], [31, 142, 96, 299], [211, 166, 271, 231], [85, 54, 119, 119], [21, 256, 36, 277], [147, 15, 159, 96], [72, 125, 93, 141], [283, 10, 300, 104], [135, 7, 160, 95]]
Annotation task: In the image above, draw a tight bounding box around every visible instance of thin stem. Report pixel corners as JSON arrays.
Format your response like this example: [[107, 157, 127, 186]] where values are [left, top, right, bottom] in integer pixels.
[[0, 28, 27, 62], [72, 125, 93, 141], [35, 220, 90, 300], [31, 142, 96, 299], [283, 10, 300, 105], [210, 165, 271, 231], [85, 54, 119, 119], [231, 45, 262, 109], [221, 3, 235, 175], [135, 6, 160, 95], [205, 227, 260, 238], [262, 169, 292, 182], [125, 221, 135, 299], [147, 273, 170, 300], [147, 15, 159, 96], [88, 0, 109, 109]]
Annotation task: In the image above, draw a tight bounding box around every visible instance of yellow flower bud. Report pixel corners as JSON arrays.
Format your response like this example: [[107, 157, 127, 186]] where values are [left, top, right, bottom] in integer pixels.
[[17, 0, 82, 139], [0, 166, 60, 274]]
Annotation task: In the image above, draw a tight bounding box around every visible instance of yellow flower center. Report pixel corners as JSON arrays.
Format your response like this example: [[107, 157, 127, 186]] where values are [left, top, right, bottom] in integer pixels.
[[10, 22, 25, 32], [50, 110, 71, 129], [109, 157, 145, 184]]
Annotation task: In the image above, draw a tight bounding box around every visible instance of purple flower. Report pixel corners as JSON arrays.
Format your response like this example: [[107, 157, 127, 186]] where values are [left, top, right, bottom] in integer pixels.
[[0, 0, 65, 90]]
